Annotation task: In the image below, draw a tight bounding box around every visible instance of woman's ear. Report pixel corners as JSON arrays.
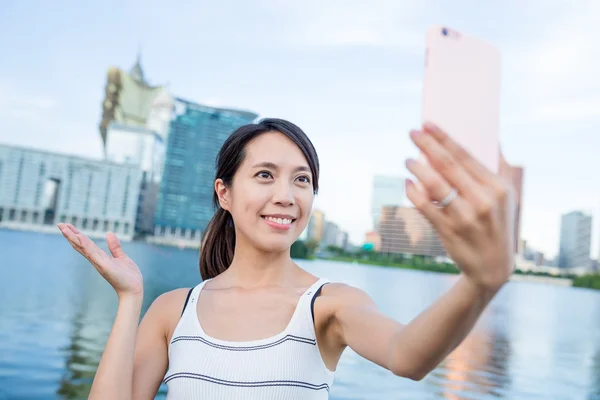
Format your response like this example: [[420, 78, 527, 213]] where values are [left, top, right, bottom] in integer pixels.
[[215, 178, 230, 211]]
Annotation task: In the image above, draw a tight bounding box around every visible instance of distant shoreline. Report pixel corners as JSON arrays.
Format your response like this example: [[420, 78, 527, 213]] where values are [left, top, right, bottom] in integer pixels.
[[323, 255, 461, 275], [322, 256, 580, 287]]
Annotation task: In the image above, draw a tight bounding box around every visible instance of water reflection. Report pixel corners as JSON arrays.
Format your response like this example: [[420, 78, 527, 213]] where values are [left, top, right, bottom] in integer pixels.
[[590, 348, 600, 400], [57, 309, 97, 399], [55, 259, 113, 399], [588, 301, 600, 400], [426, 328, 511, 399], [1, 230, 599, 399]]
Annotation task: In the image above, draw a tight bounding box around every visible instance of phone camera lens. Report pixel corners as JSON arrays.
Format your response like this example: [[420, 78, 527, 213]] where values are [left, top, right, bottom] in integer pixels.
[[441, 28, 448, 36]]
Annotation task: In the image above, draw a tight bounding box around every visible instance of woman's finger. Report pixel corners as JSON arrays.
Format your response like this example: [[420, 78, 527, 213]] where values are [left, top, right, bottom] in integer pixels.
[[58, 223, 82, 248], [58, 223, 112, 268], [107, 232, 126, 258], [423, 123, 497, 185], [410, 129, 487, 206], [65, 223, 79, 233], [498, 151, 512, 182], [405, 179, 447, 230], [405, 158, 451, 201], [405, 158, 471, 218]]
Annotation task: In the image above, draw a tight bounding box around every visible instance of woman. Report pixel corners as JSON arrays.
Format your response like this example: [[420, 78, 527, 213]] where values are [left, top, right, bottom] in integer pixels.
[[58, 118, 515, 399]]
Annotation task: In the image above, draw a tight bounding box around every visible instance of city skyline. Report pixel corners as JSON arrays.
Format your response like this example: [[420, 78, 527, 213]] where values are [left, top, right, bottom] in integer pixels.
[[1, 1, 599, 258]]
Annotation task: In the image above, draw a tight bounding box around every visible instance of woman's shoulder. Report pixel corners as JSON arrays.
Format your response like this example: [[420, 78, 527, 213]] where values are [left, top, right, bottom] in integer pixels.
[[145, 288, 194, 319], [319, 282, 375, 310], [313, 283, 376, 344], [144, 286, 198, 341], [152, 287, 195, 310]]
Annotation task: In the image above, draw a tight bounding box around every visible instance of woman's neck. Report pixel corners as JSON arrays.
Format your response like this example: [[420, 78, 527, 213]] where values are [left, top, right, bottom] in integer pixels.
[[220, 240, 297, 289]]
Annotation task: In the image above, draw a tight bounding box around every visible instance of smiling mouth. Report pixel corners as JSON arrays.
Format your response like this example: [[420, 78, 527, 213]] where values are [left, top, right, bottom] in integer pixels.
[[261, 216, 296, 225]]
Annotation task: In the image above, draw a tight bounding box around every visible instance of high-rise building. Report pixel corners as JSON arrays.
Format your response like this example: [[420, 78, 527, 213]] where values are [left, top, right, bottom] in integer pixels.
[[99, 55, 168, 151], [371, 175, 405, 231], [336, 230, 349, 250], [321, 221, 339, 247], [105, 123, 166, 236], [0, 144, 142, 240], [379, 206, 446, 257], [306, 209, 325, 242], [105, 123, 165, 179], [534, 251, 545, 267], [558, 210, 592, 268], [153, 98, 258, 242], [145, 89, 175, 140], [510, 166, 524, 251]]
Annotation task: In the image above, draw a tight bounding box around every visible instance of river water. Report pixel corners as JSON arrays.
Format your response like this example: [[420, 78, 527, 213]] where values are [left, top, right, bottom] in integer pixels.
[[0, 229, 599, 399]]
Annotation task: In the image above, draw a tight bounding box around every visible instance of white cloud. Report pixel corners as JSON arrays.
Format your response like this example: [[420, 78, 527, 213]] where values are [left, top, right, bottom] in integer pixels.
[[255, 0, 433, 49], [0, 82, 58, 122], [0, 81, 102, 159], [302, 25, 423, 49], [505, 0, 600, 109], [532, 99, 600, 122], [355, 79, 422, 96]]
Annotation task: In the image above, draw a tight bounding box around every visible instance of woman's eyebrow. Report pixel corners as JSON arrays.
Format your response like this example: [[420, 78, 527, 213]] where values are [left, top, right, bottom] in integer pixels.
[[251, 162, 310, 173]]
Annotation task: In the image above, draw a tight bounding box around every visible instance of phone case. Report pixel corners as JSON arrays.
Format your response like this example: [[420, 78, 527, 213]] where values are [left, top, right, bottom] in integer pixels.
[[422, 26, 501, 174]]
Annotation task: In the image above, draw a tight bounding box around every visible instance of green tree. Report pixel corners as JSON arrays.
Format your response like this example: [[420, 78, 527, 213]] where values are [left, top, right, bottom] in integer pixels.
[[290, 240, 309, 259], [573, 274, 600, 290], [325, 245, 345, 256], [306, 239, 319, 258]]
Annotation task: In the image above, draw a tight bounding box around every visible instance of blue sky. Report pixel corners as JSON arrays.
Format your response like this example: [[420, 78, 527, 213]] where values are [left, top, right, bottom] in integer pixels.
[[1, 0, 599, 259]]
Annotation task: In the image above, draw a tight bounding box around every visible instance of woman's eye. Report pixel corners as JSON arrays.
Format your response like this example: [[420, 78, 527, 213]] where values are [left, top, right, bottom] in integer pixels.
[[257, 171, 272, 179], [297, 175, 311, 184]]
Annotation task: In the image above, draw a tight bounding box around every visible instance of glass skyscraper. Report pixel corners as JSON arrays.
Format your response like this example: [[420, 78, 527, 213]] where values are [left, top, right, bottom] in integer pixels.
[[558, 210, 592, 269], [153, 98, 258, 242]]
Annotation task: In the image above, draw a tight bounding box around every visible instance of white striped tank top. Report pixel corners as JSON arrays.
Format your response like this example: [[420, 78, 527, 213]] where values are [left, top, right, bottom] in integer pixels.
[[164, 278, 335, 399]]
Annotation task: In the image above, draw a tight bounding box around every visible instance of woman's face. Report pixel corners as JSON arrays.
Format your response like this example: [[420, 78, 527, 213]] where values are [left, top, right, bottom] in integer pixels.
[[217, 131, 315, 253]]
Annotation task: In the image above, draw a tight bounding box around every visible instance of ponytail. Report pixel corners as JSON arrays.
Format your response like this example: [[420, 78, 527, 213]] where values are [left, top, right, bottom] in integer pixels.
[[199, 207, 236, 280]]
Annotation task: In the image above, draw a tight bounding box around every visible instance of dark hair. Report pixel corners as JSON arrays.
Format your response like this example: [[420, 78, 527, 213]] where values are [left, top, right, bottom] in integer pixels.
[[199, 118, 320, 280]]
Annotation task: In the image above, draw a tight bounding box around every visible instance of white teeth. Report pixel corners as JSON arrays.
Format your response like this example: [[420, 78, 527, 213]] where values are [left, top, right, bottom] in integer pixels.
[[264, 216, 292, 225]]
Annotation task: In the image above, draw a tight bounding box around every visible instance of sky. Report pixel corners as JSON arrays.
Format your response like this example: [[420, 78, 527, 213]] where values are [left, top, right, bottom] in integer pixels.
[[1, 0, 599, 259]]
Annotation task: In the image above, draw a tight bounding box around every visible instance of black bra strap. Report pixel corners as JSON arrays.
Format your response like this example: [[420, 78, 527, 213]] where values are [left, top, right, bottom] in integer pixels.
[[311, 283, 329, 323], [181, 288, 194, 317]]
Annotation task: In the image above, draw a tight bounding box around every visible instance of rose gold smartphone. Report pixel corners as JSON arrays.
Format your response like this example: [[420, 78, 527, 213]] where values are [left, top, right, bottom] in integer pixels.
[[422, 26, 501, 174]]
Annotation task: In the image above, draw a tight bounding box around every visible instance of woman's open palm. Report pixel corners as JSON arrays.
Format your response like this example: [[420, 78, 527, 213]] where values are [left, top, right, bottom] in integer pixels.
[[58, 223, 143, 298]]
